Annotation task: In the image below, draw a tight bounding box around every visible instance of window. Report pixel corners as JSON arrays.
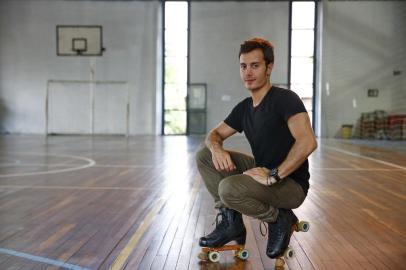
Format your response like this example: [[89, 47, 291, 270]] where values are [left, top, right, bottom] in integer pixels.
[[164, 1, 189, 135], [290, 1, 316, 125]]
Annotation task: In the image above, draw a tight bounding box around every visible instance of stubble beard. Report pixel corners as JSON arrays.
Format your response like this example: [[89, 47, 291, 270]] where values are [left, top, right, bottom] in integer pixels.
[[246, 76, 270, 93]]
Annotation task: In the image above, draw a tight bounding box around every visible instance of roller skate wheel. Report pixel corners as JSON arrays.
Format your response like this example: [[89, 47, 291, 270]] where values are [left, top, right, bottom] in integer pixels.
[[236, 249, 249, 260], [298, 221, 310, 232], [198, 252, 208, 260], [208, 251, 220, 263], [284, 247, 294, 258]]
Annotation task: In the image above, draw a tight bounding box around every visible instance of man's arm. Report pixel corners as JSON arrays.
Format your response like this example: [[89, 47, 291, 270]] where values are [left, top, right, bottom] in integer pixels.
[[206, 122, 238, 172], [244, 112, 317, 185], [277, 112, 317, 179]]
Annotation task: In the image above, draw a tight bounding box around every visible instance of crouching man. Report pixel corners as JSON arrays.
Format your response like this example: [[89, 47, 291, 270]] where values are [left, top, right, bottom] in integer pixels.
[[196, 37, 317, 258]]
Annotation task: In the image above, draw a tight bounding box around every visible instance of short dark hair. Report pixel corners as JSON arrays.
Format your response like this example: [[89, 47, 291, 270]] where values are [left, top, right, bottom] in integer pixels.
[[239, 37, 274, 65]]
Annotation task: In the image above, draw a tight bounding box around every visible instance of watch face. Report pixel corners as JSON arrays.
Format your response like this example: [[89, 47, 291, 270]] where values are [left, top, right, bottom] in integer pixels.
[[271, 168, 280, 181]]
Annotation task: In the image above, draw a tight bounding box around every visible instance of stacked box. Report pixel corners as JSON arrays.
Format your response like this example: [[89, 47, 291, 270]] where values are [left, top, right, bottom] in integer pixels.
[[404, 118, 406, 140], [359, 110, 389, 139], [388, 115, 406, 140], [360, 112, 376, 139], [374, 110, 388, 139]]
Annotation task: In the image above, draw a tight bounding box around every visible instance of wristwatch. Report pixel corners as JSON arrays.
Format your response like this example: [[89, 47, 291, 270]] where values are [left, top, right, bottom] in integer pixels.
[[270, 168, 282, 182]]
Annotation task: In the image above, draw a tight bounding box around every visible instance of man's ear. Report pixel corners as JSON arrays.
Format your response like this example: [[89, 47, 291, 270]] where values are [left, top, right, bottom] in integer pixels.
[[267, 63, 274, 76]]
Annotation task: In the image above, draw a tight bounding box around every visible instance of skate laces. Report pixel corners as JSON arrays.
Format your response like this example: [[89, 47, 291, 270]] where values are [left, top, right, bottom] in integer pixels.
[[259, 221, 282, 240], [264, 219, 284, 237], [259, 221, 268, 236]]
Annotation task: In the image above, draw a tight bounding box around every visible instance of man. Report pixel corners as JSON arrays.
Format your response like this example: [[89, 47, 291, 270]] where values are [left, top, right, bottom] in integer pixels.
[[196, 37, 317, 259]]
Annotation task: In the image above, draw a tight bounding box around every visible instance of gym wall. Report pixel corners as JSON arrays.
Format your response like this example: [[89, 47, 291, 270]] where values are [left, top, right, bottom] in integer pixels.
[[319, 0, 406, 138], [190, 1, 290, 133], [0, 0, 161, 134]]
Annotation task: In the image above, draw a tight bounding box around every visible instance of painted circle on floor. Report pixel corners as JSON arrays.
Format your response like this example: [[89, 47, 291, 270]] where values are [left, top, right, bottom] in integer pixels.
[[0, 153, 96, 177]]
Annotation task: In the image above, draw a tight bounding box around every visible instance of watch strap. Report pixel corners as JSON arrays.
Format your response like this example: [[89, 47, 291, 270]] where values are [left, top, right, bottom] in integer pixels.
[[270, 168, 282, 182]]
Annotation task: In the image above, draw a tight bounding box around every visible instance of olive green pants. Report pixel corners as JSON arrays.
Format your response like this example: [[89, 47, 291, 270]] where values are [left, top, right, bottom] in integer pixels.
[[196, 147, 306, 222]]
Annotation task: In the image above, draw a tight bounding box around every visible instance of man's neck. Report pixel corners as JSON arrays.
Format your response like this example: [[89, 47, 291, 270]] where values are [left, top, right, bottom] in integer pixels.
[[251, 82, 272, 107]]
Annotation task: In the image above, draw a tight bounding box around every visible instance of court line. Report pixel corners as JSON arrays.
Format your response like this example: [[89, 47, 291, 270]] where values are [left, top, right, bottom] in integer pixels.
[[0, 163, 85, 168], [4, 164, 400, 171], [0, 185, 155, 191], [0, 163, 154, 168], [109, 198, 166, 270], [0, 163, 22, 167], [94, 164, 155, 168], [0, 153, 95, 178], [109, 178, 201, 270], [0, 248, 90, 270], [324, 145, 406, 171]]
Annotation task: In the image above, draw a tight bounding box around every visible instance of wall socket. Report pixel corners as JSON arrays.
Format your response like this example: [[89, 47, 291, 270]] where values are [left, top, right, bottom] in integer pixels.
[[221, 95, 231, 102], [393, 70, 402, 76], [367, 89, 379, 97]]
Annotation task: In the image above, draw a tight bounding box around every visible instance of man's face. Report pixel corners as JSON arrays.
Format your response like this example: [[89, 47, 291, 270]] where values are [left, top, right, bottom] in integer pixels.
[[239, 49, 273, 92]]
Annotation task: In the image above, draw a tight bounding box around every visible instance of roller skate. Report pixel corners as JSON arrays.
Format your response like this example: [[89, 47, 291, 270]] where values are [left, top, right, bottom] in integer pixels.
[[266, 209, 310, 269], [198, 207, 249, 262]]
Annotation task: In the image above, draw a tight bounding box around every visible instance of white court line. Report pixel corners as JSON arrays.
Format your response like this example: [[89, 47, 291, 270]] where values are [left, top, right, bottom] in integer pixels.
[[94, 164, 155, 168], [0, 185, 154, 191], [0, 248, 90, 270], [0, 163, 154, 168], [0, 163, 84, 168], [324, 145, 406, 171], [0, 163, 21, 167], [0, 153, 95, 178]]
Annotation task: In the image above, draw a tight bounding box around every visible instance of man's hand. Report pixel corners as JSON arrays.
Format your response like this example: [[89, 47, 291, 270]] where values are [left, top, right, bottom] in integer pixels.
[[211, 148, 236, 172], [243, 167, 270, 185], [206, 122, 238, 172]]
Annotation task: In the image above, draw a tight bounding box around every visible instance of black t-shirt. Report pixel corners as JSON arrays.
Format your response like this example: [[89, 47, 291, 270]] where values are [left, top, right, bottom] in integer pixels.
[[224, 86, 310, 194]]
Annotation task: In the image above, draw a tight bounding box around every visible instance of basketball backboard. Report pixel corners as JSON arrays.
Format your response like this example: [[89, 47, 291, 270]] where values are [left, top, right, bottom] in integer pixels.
[[57, 25, 105, 56]]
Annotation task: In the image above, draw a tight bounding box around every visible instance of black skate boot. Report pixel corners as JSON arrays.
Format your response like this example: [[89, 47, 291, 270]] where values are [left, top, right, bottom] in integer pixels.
[[199, 207, 246, 247], [266, 209, 298, 258]]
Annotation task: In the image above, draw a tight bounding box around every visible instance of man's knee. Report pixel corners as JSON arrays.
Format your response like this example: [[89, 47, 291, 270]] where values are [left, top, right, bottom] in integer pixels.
[[195, 146, 211, 165], [219, 175, 248, 204]]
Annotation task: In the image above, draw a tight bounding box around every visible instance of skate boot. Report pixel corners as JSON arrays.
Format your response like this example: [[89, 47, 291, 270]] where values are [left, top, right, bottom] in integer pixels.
[[199, 207, 246, 247], [266, 209, 298, 258]]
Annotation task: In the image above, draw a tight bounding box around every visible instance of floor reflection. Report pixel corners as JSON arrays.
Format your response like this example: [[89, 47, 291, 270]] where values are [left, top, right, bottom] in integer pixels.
[[198, 258, 253, 270]]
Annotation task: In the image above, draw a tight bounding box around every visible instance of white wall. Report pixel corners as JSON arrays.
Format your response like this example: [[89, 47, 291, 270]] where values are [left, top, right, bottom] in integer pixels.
[[190, 1, 290, 132], [319, 1, 406, 138], [0, 0, 160, 134], [2, 0, 404, 137]]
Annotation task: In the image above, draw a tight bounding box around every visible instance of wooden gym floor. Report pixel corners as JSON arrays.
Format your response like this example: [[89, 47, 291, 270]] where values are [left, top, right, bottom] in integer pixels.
[[0, 135, 405, 270]]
